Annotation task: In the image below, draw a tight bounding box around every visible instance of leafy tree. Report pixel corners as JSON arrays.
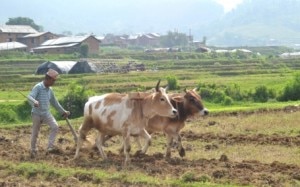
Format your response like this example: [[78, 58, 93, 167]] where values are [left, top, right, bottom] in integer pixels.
[[160, 31, 189, 47], [6, 17, 43, 31], [79, 44, 89, 58]]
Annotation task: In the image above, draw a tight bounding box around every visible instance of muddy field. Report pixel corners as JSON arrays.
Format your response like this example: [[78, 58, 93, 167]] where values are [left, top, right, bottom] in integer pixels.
[[0, 108, 300, 186]]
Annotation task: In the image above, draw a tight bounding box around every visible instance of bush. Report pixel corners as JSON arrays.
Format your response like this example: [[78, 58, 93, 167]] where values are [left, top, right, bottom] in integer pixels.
[[224, 84, 244, 101], [0, 108, 17, 123], [278, 73, 300, 101], [59, 81, 95, 119], [253, 85, 269, 102], [166, 75, 178, 90], [15, 101, 32, 121], [223, 96, 233, 105]]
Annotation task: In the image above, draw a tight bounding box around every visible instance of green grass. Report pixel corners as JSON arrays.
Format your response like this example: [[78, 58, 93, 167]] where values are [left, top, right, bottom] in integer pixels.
[[0, 160, 241, 187]]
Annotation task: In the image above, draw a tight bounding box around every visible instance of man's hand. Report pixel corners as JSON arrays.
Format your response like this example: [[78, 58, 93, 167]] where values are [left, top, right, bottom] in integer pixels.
[[62, 111, 71, 119], [34, 101, 39, 108]]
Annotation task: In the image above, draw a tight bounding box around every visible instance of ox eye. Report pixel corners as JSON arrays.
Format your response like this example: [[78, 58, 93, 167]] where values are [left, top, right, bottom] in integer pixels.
[[190, 97, 195, 102], [160, 98, 165, 101]]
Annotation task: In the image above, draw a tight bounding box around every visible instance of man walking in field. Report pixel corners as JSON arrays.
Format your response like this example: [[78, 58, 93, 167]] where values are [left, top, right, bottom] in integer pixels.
[[28, 68, 70, 158]]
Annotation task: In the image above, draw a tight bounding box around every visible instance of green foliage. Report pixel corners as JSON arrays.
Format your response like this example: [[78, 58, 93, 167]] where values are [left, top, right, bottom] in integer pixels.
[[6, 17, 43, 31], [59, 80, 95, 119], [160, 31, 189, 47], [15, 101, 32, 121], [278, 73, 300, 101], [181, 171, 197, 182], [79, 44, 89, 58], [253, 85, 269, 102], [224, 84, 244, 101], [166, 75, 179, 90], [0, 107, 17, 123]]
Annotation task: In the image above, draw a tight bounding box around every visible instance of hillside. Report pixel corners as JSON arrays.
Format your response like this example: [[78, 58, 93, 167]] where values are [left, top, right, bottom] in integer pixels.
[[207, 0, 300, 46]]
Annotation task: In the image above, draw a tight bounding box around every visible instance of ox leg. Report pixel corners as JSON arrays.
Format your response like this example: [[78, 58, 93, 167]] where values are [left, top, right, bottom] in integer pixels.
[[165, 135, 173, 158], [95, 132, 107, 159], [123, 130, 131, 166], [74, 126, 85, 159], [140, 129, 151, 154], [175, 134, 185, 157], [134, 136, 143, 151]]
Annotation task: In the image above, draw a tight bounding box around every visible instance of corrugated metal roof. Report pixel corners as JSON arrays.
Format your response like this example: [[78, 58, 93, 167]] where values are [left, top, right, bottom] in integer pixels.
[[41, 35, 90, 46], [33, 43, 78, 50], [22, 32, 49, 38], [0, 25, 38, 33], [0, 42, 27, 51]]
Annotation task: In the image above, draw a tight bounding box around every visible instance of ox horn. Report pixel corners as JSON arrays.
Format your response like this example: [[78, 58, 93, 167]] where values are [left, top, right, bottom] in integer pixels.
[[156, 79, 161, 92]]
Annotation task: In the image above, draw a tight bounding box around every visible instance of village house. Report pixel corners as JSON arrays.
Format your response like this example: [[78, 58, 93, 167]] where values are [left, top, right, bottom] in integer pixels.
[[18, 32, 58, 52], [0, 25, 38, 43], [32, 35, 101, 55]]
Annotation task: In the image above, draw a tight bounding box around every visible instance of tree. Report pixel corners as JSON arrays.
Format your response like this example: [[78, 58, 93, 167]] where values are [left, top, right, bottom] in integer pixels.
[[6, 17, 43, 32], [160, 31, 189, 47], [79, 44, 89, 58]]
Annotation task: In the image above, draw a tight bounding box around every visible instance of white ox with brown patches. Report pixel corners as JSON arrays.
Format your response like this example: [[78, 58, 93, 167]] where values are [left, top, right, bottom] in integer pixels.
[[74, 80, 177, 165], [104, 88, 208, 158]]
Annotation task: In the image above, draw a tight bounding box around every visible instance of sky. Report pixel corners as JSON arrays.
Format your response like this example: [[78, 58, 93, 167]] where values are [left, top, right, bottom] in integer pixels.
[[216, 0, 244, 12], [0, 0, 245, 37]]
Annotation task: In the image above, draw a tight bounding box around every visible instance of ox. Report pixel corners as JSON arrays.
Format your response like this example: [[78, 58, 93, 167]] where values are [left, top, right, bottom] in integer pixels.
[[142, 88, 209, 158], [104, 88, 208, 158], [74, 80, 177, 165]]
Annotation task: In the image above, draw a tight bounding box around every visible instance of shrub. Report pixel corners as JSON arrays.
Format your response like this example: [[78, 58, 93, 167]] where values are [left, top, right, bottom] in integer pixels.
[[166, 75, 178, 90], [224, 84, 244, 101], [223, 96, 233, 105], [15, 101, 32, 121], [59, 81, 95, 119], [0, 108, 17, 123], [253, 85, 269, 102], [278, 73, 300, 101], [181, 171, 197, 182]]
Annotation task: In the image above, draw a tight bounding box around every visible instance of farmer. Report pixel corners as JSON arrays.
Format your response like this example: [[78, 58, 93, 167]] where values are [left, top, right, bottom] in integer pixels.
[[28, 68, 70, 158]]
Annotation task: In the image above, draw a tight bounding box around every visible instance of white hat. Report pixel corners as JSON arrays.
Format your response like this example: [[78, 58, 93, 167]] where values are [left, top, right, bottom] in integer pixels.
[[46, 69, 59, 80]]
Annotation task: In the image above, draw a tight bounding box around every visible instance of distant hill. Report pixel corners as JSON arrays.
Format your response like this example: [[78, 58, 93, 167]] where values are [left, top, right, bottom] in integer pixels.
[[206, 0, 300, 46]]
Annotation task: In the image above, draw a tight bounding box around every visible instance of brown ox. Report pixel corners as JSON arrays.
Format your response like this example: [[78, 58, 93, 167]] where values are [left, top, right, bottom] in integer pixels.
[[74, 80, 177, 165], [104, 88, 208, 158], [143, 88, 209, 158]]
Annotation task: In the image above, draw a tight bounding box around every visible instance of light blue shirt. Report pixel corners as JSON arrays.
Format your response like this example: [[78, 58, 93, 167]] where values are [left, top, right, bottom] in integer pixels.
[[28, 81, 66, 116]]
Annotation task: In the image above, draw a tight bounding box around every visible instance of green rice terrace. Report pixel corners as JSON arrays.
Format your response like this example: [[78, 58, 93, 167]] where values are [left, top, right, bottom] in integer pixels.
[[0, 49, 299, 186]]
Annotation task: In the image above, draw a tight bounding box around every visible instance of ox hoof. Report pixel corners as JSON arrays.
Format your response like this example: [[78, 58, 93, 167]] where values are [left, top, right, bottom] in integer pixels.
[[179, 148, 186, 157], [134, 150, 145, 157]]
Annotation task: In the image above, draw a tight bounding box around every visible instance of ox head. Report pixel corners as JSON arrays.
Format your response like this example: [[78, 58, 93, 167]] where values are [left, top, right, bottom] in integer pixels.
[[145, 79, 177, 118], [177, 88, 209, 116]]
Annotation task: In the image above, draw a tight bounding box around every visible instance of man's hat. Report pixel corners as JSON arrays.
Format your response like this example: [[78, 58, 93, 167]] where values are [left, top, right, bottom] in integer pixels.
[[46, 69, 59, 80]]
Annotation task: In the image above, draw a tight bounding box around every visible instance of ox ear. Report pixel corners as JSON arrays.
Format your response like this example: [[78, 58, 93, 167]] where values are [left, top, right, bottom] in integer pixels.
[[156, 79, 161, 92], [172, 96, 184, 103], [193, 87, 198, 92]]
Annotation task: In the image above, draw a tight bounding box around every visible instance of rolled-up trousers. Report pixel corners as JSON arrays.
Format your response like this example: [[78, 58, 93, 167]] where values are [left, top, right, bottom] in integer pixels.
[[31, 113, 59, 151]]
